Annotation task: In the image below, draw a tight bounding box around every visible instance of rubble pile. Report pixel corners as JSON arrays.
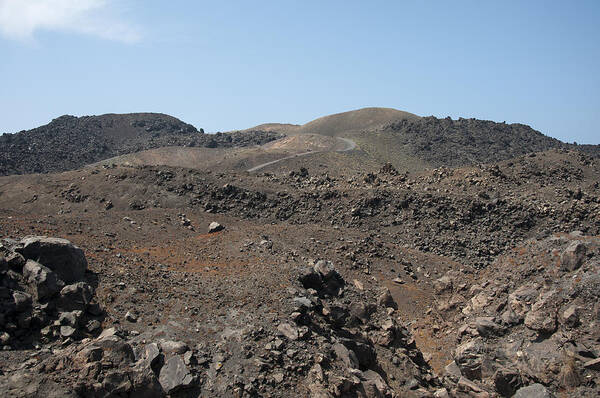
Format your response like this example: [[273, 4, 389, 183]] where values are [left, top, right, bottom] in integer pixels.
[[0, 236, 103, 349], [434, 234, 600, 397]]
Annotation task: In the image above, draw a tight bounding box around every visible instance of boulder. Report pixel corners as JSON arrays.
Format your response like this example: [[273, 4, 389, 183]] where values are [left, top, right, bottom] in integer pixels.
[[17, 237, 87, 283], [23, 260, 64, 300], [159, 340, 189, 355], [333, 343, 359, 369], [560, 241, 586, 271], [349, 302, 374, 323], [493, 367, 522, 397], [357, 369, 393, 398], [102, 370, 132, 395], [470, 292, 492, 313], [3, 252, 25, 271], [60, 325, 77, 338], [208, 222, 224, 233], [561, 305, 579, 327], [377, 288, 397, 309], [298, 267, 323, 290], [454, 340, 485, 380], [58, 311, 83, 327], [584, 358, 600, 371], [434, 388, 450, 398], [139, 342, 162, 371], [341, 339, 377, 369], [434, 275, 453, 294], [12, 290, 32, 312], [444, 360, 462, 381], [158, 355, 194, 394], [314, 260, 336, 279], [457, 377, 488, 397], [299, 262, 345, 297], [524, 290, 558, 334], [57, 282, 93, 312], [474, 317, 505, 337], [94, 336, 135, 366], [513, 383, 553, 398], [277, 322, 300, 340], [508, 284, 539, 322], [129, 361, 164, 398]]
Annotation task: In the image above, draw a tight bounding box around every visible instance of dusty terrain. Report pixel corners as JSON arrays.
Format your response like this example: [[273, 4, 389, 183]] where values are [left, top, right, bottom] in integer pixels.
[[0, 108, 599, 397]]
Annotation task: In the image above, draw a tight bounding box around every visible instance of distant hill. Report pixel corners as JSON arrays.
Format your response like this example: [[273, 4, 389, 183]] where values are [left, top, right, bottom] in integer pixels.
[[246, 107, 599, 171], [244, 107, 419, 137], [3, 108, 598, 176], [347, 116, 593, 169], [296, 107, 419, 136], [0, 113, 281, 175]]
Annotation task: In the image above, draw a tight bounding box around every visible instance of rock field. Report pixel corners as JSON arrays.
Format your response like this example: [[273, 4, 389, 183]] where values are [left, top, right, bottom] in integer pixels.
[[0, 110, 599, 397]]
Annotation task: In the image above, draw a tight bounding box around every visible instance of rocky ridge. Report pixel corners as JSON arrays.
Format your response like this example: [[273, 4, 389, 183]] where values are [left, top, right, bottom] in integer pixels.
[[51, 149, 597, 269], [347, 116, 600, 172], [0, 114, 282, 175]]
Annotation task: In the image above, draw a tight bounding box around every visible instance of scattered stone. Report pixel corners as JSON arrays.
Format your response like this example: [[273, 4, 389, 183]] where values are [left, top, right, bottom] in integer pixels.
[[208, 222, 224, 233], [125, 311, 137, 323], [560, 241, 586, 271], [277, 323, 299, 341], [561, 305, 579, 327], [272, 372, 284, 384]]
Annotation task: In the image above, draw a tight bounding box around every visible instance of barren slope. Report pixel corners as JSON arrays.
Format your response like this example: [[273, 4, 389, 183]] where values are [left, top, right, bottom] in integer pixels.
[[0, 147, 599, 397]]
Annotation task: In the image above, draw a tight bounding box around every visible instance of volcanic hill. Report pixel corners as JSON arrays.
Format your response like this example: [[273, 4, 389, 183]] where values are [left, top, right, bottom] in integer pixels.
[[0, 113, 281, 176]]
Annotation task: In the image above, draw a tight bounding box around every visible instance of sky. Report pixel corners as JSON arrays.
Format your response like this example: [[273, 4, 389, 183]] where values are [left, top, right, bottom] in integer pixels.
[[1, 1, 599, 144]]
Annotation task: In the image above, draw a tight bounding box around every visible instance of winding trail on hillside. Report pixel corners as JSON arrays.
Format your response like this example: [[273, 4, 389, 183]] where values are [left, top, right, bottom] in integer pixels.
[[247, 136, 356, 172]]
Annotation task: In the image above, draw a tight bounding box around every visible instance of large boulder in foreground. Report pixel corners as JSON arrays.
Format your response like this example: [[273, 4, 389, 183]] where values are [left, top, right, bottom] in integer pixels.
[[16, 236, 87, 283]]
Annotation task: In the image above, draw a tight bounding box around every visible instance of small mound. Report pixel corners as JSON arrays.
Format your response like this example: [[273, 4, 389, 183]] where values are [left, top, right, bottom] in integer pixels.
[[297, 107, 420, 137]]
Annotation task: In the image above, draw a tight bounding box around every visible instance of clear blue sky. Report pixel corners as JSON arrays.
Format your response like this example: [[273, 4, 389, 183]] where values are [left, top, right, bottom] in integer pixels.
[[1, 0, 599, 143]]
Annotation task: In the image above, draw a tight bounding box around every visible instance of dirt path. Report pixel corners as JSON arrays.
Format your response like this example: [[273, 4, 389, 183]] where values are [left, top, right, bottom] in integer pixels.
[[247, 136, 356, 172]]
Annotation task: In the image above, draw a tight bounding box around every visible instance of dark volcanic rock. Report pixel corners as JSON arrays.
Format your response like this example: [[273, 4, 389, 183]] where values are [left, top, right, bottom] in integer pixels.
[[17, 236, 87, 283], [0, 113, 283, 175], [0, 236, 103, 351], [22, 259, 64, 300], [159, 355, 195, 393], [373, 116, 600, 168]]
